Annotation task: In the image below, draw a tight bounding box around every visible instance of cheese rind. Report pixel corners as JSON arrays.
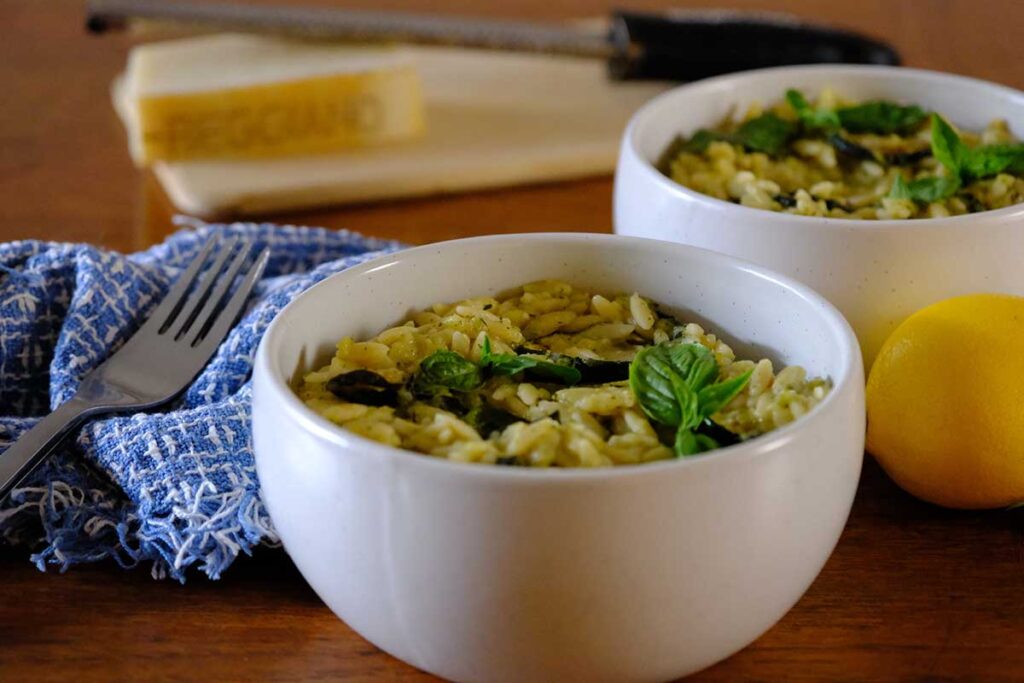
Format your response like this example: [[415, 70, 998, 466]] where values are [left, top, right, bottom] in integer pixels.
[[123, 34, 425, 164]]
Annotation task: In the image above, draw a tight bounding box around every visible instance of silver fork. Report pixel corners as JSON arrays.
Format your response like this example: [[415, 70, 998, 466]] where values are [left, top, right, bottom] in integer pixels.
[[0, 236, 269, 500]]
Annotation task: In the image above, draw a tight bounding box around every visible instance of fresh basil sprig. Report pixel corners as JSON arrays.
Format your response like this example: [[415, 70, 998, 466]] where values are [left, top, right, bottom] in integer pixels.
[[480, 337, 582, 385], [931, 114, 1024, 182], [696, 371, 757, 417], [628, 341, 751, 457], [889, 114, 1024, 203], [929, 113, 965, 174], [964, 143, 1024, 178], [785, 89, 840, 131]]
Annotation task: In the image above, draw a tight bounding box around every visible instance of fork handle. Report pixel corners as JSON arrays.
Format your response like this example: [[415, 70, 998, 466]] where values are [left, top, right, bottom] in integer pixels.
[[0, 397, 97, 501]]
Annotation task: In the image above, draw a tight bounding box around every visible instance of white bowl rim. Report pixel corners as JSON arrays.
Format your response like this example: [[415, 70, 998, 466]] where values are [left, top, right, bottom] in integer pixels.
[[624, 64, 1024, 230], [256, 233, 862, 483]]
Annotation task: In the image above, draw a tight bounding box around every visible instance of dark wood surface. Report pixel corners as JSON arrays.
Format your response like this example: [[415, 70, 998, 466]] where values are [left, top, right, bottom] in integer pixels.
[[2, 1, 1023, 681]]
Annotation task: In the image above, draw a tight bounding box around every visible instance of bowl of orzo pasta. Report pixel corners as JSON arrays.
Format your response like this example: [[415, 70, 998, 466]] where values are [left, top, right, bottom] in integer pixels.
[[252, 233, 864, 682], [615, 65, 1024, 366]]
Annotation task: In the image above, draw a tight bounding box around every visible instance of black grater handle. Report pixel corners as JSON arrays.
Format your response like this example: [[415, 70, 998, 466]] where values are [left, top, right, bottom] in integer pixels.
[[608, 10, 901, 81]]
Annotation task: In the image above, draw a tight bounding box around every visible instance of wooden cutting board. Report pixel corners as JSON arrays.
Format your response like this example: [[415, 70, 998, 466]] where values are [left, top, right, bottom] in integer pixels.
[[113, 45, 671, 217]]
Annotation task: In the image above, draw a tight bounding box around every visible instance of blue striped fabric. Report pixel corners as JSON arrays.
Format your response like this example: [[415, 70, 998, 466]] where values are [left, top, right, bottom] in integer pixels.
[[0, 220, 402, 581]]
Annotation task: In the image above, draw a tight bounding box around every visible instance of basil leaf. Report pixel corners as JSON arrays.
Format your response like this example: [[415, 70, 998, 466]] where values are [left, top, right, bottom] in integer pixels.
[[925, 114, 1024, 185], [961, 143, 1024, 181], [671, 373, 701, 431], [891, 117, 967, 202], [733, 113, 797, 155], [888, 175, 912, 199], [930, 114, 966, 175], [674, 426, 721, 458], [889, 174, 961, 202], [695, 433, 720, 451], [785, 89, 840, 130], [630, 341, 720, 427], [480, 335, 496, 361], [631, 340, 748, 454], [697, 369, 753, 419], [480, 336, 581, 385], [667, 342, 718, 392], [674, 427, 700, 457], [484, 354, 536, 375], [836, 101, 927, 134], [630, 344, 687, 425], [413, 350, 482, 395]]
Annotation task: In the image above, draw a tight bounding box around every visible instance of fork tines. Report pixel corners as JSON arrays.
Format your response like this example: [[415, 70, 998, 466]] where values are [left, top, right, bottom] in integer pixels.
[[150, 236, 269, 347]]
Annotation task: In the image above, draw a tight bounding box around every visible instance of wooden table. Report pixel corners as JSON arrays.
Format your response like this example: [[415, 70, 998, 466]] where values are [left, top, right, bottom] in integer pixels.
[[2, 1, 1023, 681]]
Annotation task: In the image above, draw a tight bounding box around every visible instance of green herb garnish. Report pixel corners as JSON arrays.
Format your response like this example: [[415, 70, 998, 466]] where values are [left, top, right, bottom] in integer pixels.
[[732, 113, 798, 155], [413, 350, 483, 396], [889, 114, 1024, 203], [931, 113, 1024, 182], [785, 89, 840, 131], [480, 337, 581, 385], [835, 101, 927, 134], [674, 428, 721, 457], [412, 339, 582, 401], [628, 341, 751, 457], [930, 114, 965, 176], [696, 371, 758, 417], [889, 174, 961, 203], [668, 113, 795, 160], [963, 143, 1024, 179]]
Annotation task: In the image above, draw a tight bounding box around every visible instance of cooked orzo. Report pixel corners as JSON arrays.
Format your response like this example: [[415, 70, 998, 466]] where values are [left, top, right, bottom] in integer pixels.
[[299, 281, 830, 467], [658, 87, 1024, 219]]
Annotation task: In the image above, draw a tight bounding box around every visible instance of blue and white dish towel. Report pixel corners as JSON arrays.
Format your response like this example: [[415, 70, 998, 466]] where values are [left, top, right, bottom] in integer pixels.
[[0, 219, 402, 581]]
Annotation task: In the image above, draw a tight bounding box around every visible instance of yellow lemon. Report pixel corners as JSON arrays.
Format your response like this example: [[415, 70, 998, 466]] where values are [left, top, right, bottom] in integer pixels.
[[866, 293, 1024, 509]]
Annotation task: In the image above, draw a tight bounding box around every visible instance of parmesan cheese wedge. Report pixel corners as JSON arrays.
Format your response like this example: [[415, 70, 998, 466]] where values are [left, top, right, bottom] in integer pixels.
[[121, 34, 425, 165]]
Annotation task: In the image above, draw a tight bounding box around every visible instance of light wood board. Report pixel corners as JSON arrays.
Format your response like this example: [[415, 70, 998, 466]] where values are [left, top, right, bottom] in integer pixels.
[[114, 45, 670, 217]]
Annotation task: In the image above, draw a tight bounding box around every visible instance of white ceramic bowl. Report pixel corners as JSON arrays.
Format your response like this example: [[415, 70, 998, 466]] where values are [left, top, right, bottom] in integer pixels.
[[614, 65, 1024, 366], [252, 233, 864, 682]]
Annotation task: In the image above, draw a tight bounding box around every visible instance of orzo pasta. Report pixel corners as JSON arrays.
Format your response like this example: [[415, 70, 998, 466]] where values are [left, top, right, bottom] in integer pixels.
[[299, 281, 830, 467], [658, 88, 1024, 219]]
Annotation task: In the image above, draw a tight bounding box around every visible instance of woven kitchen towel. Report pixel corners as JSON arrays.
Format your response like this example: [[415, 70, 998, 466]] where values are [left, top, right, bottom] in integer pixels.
[[0, 218, 402, 581]]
